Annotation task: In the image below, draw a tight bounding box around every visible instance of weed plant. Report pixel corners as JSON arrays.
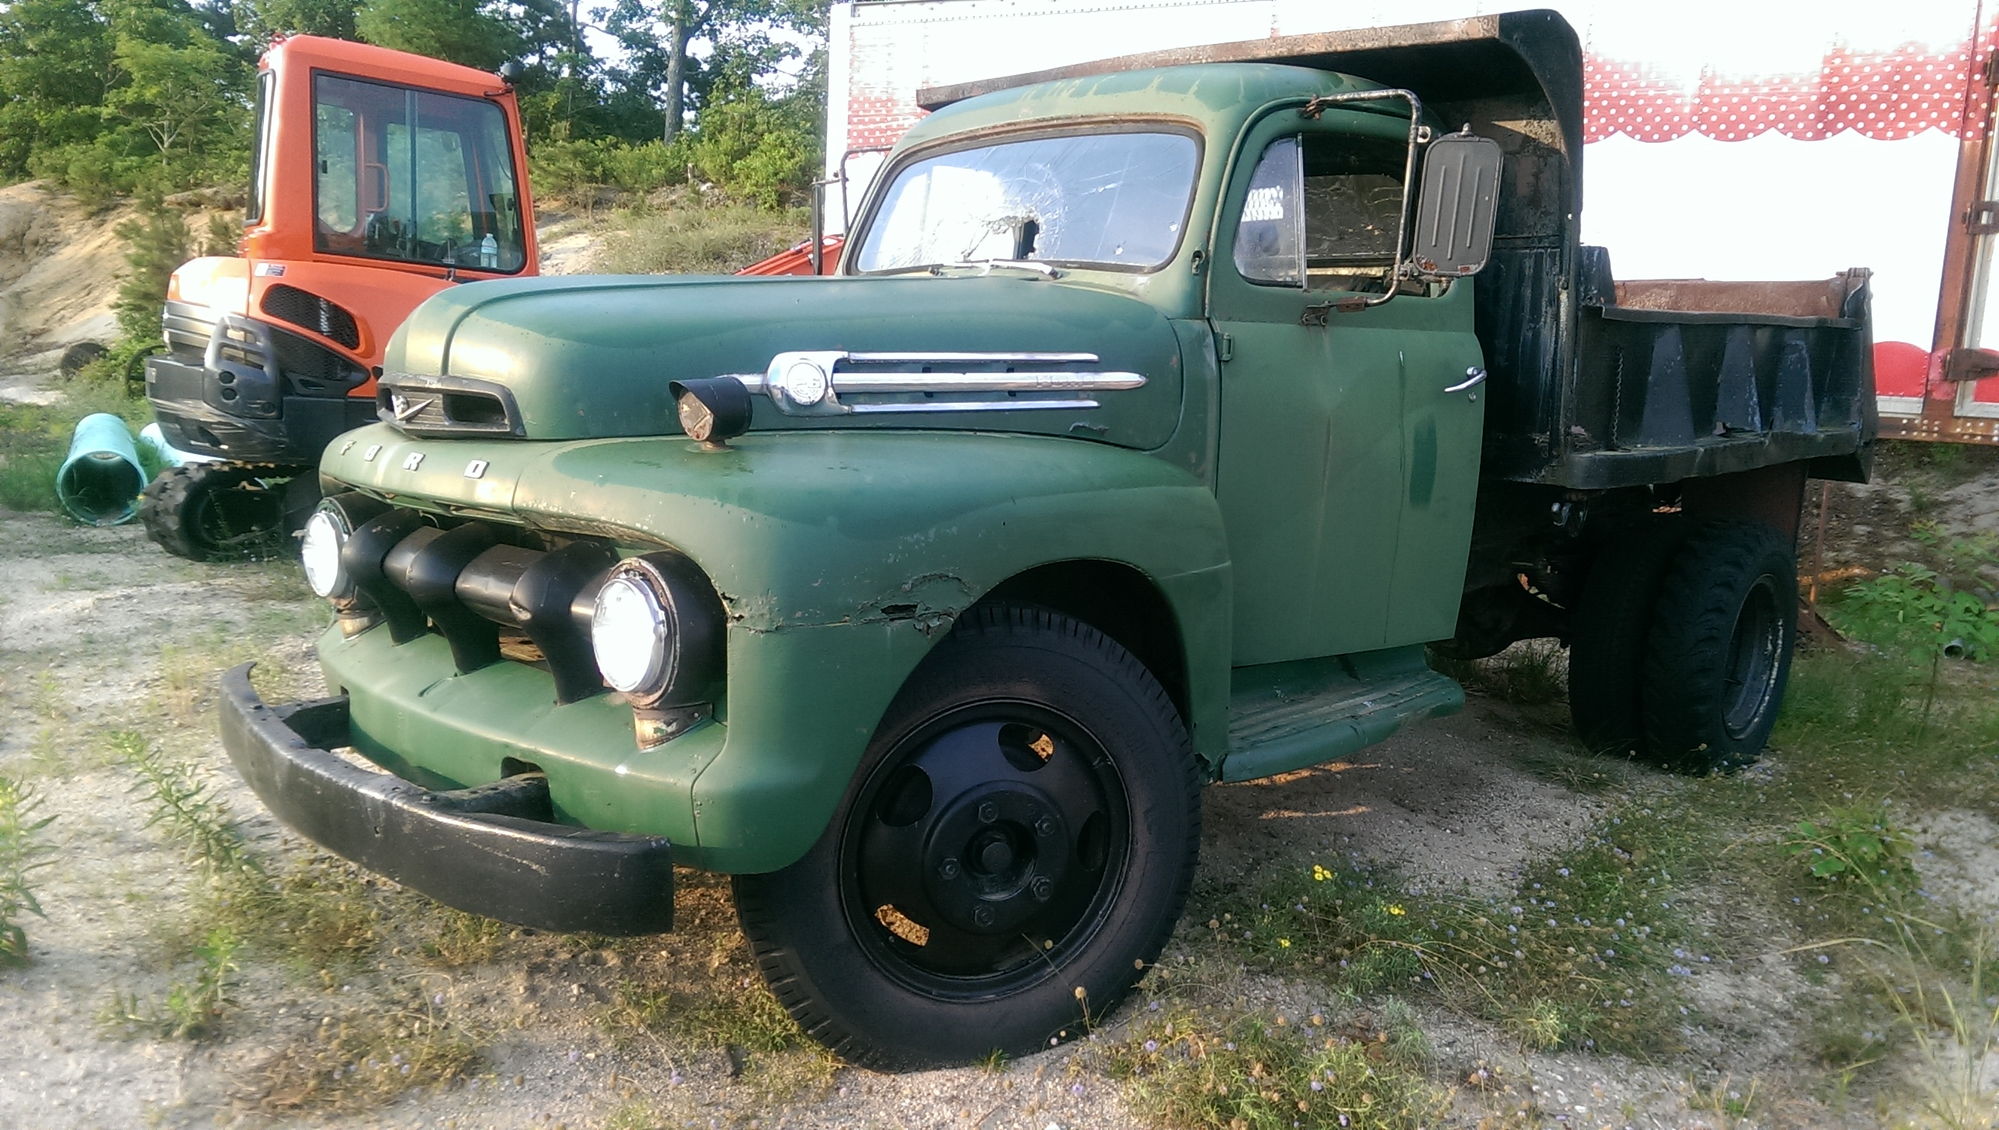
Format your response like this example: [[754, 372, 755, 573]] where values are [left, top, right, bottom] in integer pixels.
[[1102, 1007, 1445, 1130], [107, 732, 381, 1037], [1205, 803, 1702, 1055], [0, 775, 55, 966], [99, 927, 239, 1039]]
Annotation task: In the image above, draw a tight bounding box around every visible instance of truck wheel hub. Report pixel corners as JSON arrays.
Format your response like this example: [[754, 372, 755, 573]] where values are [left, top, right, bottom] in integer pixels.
[[921, 784, 1071, 935]]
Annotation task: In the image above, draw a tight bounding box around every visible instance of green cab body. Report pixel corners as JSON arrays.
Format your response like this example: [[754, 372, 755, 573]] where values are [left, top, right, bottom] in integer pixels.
[[218, 12, 1871, 1021]]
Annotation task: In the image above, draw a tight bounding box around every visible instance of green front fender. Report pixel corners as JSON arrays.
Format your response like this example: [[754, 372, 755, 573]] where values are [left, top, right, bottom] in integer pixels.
[[324, 426, 1232, 873]]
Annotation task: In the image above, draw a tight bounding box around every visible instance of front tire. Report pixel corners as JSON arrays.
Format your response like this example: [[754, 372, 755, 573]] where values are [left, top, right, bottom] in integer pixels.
[[734, 604, 1200, 1070]]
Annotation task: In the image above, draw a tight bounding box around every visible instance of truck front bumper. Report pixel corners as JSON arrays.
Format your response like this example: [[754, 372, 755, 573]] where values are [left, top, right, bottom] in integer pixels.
[[219, 664, 675, 935]]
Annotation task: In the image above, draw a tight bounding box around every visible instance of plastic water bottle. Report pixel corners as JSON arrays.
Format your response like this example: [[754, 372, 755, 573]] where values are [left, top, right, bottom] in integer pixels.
[[479, 234, 498, 269]]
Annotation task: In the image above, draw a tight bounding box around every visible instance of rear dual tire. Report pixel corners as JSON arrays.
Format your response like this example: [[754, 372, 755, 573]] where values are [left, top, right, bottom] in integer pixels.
[[1568, 519, 1797, 774]]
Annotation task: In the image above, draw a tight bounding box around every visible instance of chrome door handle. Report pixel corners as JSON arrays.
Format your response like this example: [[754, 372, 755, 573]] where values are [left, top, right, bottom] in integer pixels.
[[1444, 366, 1487, 394]]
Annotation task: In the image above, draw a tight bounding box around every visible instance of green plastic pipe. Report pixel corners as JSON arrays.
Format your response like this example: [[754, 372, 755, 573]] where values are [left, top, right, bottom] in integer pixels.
[[138, 422, 219, 467], [56, 413, 146, 526]]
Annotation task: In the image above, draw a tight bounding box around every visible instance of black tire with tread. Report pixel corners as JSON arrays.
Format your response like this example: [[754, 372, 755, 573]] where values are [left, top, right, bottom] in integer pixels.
[[1639, 520, 1798, 774], [140, 462, 308, 561], [1567, 517, 1690, 756], [733, 603, 1200, 1070], [57, 341, 106, 379]]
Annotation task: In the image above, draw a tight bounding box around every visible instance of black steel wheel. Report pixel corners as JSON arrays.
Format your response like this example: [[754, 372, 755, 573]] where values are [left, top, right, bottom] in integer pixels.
[[734, 603, 1200, 1070], [1639, 520, 1798, 774]]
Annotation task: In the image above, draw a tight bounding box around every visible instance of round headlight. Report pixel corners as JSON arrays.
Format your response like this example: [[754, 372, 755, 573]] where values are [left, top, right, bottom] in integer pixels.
[[300, 507, 347, 598], [591, 572, 669, 695]]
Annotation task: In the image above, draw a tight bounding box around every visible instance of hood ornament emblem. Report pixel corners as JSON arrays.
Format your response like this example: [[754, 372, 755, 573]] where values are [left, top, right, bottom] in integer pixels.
[[390, 393, 434, 423]]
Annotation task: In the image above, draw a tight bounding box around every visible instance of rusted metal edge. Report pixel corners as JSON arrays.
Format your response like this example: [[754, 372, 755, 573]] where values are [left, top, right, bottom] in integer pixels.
[[920, 10, 1539, 109]]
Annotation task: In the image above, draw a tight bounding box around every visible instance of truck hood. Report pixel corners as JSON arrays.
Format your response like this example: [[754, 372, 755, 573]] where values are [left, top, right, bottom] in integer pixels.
[[383, 273, 1188, 449]]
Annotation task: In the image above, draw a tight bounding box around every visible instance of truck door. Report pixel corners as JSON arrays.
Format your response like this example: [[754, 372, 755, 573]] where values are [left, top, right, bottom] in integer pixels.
[[1209, 110, 1486, 665]]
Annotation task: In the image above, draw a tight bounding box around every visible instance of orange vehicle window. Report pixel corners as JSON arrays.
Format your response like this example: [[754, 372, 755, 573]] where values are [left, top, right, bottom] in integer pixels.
[[248, 70, 274, 225], [311, 73, 526, 273]]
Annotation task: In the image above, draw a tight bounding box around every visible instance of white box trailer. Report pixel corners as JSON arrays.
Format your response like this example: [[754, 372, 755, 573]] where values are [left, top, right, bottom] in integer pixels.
[[825, 0, 1999, 443]]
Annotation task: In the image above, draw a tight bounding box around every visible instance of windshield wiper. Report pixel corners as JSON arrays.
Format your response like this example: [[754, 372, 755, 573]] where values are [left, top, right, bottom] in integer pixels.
[[930, 259, 1063, 279]]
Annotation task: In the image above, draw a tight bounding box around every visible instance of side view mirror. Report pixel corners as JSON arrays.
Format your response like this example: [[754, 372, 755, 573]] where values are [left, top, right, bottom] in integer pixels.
[[1409, 131, 1501, 280]]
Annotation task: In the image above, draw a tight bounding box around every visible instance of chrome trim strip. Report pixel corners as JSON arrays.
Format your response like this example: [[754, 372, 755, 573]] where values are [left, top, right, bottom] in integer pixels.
[[847, 398, 1102, 414], [834, 371, 1144, 393], [845, 351, 1101, 364], [736, 350, 1148, 416]]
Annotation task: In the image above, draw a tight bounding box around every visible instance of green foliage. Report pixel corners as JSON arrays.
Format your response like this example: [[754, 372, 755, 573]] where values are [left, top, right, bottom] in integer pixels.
[[1102, 1008, 1446, 1130], [1786, 803, 1917, 890], [597, 0, 826, 144], [529, 136, 696, 199], [0, 775, 56, 966], [0, 0, 116, 180], [688, 80, 820, 208], [113, 194, 194, 342], [355, 0, 522, 71], [1829, 527, 1999, 662], [245, 0, 360, 39], [1836, 564, 1999, 663], [104, 12, 249, 179], [2, 0, 250, 197], [113, 730, 263, 881]]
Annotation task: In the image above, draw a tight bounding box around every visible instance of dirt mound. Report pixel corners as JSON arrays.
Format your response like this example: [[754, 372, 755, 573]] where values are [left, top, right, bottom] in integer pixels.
[[0, 182, 129, 366]]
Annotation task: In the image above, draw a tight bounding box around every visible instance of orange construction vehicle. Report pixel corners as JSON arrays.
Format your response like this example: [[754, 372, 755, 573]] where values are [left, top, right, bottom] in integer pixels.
[[142, 36, 539, 558], [141, 35, 839, 559]]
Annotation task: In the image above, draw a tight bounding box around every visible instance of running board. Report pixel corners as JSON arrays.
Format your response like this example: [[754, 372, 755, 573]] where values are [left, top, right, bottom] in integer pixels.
[[1219, 646, 1464, 783]]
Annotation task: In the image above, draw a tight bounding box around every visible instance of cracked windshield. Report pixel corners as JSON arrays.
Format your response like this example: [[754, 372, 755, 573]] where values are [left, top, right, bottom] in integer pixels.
[[853, 132, 1198, 272]]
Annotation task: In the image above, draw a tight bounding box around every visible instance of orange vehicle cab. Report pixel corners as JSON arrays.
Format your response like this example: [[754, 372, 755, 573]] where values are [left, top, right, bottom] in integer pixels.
[[147, 36, 538, 464]]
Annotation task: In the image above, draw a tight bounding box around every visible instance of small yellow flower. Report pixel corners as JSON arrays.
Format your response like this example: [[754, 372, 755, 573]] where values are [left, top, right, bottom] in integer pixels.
[[1387, 904, 1407, 917], [1278, 938, 1292, 948], [1311, 865, 1332, 882]]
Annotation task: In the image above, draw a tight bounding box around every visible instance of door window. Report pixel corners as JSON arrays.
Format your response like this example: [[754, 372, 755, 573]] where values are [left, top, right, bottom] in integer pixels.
[[1232, 132, 1409, 293], [312, 74, 526, 272]]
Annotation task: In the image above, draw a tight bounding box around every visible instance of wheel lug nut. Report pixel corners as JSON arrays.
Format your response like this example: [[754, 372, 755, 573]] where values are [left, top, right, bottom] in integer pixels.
[[977, 801, 998, 824], [1031, 876, 1054, 901], [938, 857, 960, 880], [973, 905, 995, 927], [1034, 817, 1055, 837]]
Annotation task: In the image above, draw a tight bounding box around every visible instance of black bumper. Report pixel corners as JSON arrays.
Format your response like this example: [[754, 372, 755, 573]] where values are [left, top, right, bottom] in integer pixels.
[[145, 353, 375, 463], [218, 664, 674, 935]]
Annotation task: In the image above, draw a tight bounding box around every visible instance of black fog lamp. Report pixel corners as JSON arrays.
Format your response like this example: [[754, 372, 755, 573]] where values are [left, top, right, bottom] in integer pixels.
[[669, 378, 753, 450]]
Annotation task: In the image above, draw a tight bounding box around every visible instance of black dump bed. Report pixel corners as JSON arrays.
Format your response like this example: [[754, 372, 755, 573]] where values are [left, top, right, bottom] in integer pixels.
[[921, 8, 1875, 491], [1485, 249, 1874, 488]]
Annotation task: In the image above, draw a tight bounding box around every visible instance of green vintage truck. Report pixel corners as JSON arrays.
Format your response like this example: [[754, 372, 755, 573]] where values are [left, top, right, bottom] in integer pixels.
[[220, 10, 1873, 1068]]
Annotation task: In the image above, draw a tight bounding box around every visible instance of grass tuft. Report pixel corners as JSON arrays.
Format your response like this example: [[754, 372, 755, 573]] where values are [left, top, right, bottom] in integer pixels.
[[246, 998, 481, 1113], [1204, 802, 1703, 1055], [1102, 1007, 1445, 1130], [592, 202, 809, 275]]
